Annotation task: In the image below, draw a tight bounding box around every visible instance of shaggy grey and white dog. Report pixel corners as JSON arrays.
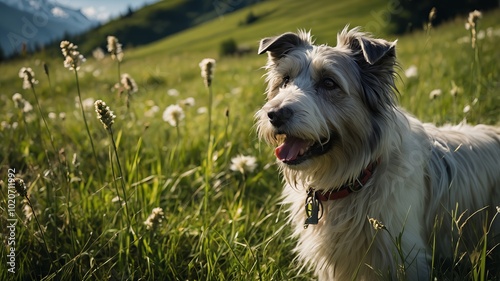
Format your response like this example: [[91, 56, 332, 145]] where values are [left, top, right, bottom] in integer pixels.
[[255, 26, 500, 280]]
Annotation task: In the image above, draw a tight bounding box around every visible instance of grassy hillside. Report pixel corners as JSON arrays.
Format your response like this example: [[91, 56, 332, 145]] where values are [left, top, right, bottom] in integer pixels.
[[37, 0, 260, 57], [0, 0, 499, 279]]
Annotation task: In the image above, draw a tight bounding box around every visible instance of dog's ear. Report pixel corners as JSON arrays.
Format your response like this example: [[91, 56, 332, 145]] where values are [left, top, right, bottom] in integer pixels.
[[337, 27, 396, 65], [338, 27, 398, 113], [356, 36, 397, 65], [258, 32, 311, 59]]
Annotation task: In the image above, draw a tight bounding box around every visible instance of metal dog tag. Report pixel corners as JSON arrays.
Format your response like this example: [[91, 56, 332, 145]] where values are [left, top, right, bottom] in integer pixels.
[[304, 190, 322, 228]]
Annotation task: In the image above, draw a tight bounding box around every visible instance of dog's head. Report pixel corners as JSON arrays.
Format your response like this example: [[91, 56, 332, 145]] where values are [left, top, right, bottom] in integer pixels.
[[255, 27, 398, 185]]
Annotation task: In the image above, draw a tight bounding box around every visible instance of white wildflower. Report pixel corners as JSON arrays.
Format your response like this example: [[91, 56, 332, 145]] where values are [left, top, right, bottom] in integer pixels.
[[465, 10, 482, 49], [167, 88, 179, 96], [92, 47, 105, 60], [82, 97, 95, 110], [144, 105, 160, 118], [12, 93, 33, 113], [18, 67, 38, 89], [180, 97, 195, 107], [368, 217, 386, 230], [121, 73, 138, 93], [60, 40, 86, 70], [199, 58, 216, 87], [404, 65, 418, 78], [162, 104, 185, 127], [429, 89, 442, 100], [144, 207, 165, 230], [230, 155, 257, 174], [94, 100, 116, 130], [107, 35, 124, 62], [197, 107, 207, 114]]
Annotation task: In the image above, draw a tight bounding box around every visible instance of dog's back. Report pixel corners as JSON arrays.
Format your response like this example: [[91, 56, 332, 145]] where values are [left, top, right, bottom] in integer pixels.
[[423, 123, 500, 260]]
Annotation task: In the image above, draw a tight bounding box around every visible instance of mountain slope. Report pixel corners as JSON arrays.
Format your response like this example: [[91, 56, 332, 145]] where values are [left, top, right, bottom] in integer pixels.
[[0, 0, 97, 57], [68, 0, 261, 55], [130, 0, 392, 58]]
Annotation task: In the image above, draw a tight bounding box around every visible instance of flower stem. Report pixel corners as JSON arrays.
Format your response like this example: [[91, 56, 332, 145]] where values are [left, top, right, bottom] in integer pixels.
[[25, 195, 59, 268], [204, 84, 213, 218], [109, 127, 132, 229], [74, 70, 103, 184]]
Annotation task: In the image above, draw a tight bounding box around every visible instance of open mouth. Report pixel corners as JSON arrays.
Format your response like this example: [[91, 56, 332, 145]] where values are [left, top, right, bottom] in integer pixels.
[[274, 134, 334, 165]]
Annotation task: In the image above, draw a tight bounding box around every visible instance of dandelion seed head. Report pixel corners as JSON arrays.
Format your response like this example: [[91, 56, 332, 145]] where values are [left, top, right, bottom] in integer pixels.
[[94, 100, 116, 130], [22, 101, 33, 113], [48, 112, 57, 120], [231, 87, 242, 95], [230, 155, 257, 174], [180, 97, 195, 107], [12, 93, 33, 113], [121, 73, 138, 92], [144, 105, 160, 118], [463, 105, 471, 113], [144, 207, 165, 230], [107, 36, 124, 62], [167, 88, 179, 96], [59, 112, 66, 121], [404, 65, 418, 78], [80, 97, 95, 110], [429, 89, 442, 100], [18, 67, 38, 89], [92, 47, 105, 61], [199, 58, 216, 87], [12, 93, 24, 107], [197, 107, 208, 114], [162, 104, 185, 127]]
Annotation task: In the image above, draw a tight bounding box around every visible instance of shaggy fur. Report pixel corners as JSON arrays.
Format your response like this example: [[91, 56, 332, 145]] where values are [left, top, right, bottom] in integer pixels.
[[255, 26, 500, 280]]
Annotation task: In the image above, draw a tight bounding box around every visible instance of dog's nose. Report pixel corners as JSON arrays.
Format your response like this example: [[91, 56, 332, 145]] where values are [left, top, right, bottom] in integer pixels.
[[267, 107, 293, 128]]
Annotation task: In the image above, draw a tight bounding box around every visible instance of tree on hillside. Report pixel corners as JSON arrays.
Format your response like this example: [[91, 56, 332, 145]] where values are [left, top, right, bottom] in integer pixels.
[[391, 0, 498, 33]]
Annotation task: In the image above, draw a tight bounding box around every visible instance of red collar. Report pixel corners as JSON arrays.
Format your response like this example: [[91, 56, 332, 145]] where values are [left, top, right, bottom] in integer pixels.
[[312, 159, 379, 201], [303, 159, 379, 227]]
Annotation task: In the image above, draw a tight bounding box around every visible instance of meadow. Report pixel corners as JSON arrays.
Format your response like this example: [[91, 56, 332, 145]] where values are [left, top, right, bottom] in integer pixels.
[[1, 0, 499, 280]]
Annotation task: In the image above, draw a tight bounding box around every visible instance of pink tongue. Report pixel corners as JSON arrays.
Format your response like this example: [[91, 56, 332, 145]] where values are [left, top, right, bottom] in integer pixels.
[[275, 137, 310, 161]]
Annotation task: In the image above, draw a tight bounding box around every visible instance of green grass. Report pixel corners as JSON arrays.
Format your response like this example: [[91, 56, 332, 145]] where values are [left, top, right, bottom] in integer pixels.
[[0, 0, 499, 280]]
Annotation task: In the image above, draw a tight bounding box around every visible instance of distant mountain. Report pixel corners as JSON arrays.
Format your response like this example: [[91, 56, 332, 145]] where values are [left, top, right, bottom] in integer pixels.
[[0, 0, 98, 57], [63, 0, 261, 56]]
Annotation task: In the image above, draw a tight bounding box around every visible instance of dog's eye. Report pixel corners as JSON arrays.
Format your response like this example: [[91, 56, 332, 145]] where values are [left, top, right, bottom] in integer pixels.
[[282, 76, 290, 87], [321, 78, 337, 90]]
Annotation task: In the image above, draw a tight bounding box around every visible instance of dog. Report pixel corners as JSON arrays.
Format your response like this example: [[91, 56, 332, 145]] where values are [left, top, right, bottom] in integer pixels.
[[255, 26, 500, 280]]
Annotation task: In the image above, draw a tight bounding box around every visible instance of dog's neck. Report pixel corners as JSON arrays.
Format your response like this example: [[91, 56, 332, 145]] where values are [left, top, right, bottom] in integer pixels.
[[303, 159, 379, 227], [312, 158, 379, 201]]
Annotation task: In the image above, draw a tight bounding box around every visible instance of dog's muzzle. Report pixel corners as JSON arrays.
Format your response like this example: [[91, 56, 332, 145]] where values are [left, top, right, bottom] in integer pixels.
[[267, 107, 293, 128], [265, 107, 335, 165]]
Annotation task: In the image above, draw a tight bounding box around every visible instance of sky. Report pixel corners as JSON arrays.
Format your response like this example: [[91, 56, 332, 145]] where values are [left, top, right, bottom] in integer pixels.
[[56, 0, 160, 22]]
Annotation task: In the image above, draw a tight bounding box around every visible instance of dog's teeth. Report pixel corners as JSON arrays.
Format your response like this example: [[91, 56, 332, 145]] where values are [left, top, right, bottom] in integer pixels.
[[299, 148, 305, 156]]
